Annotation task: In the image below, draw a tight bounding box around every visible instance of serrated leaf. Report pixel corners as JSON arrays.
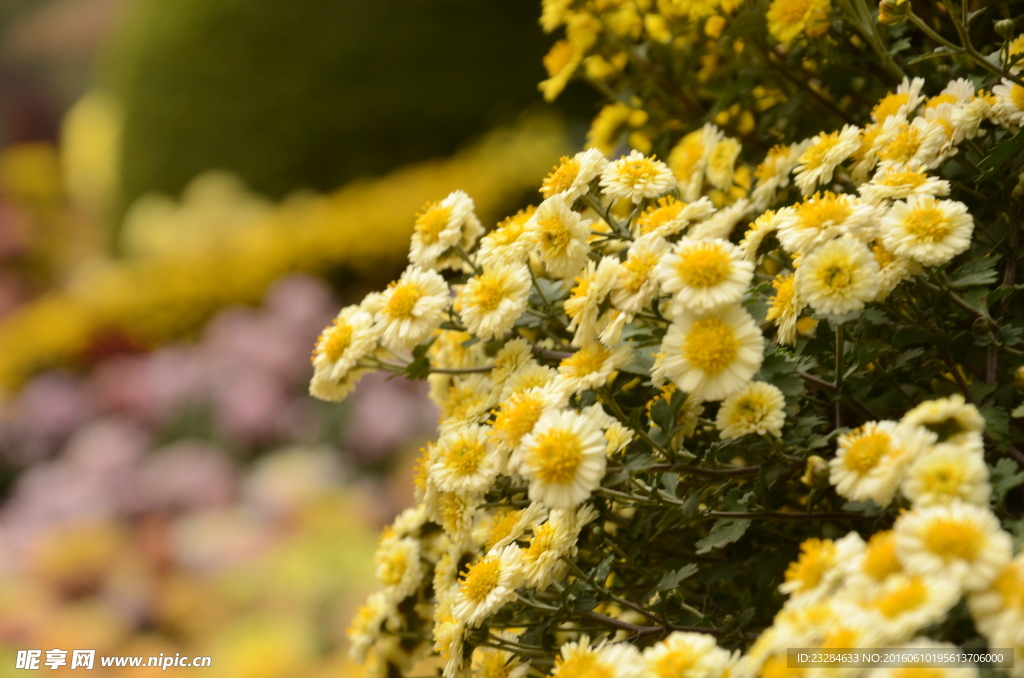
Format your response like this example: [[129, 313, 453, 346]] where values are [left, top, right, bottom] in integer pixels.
[[658, 563, 699, 592], [695, 519, 751, 554], [950, 256, 1001, 288], [571, 596, 600, 613], [991, 458, 1024, 504], [622, 344, 657, 377], [980, 404, 1011, 441], [594, 555, 615, 583]]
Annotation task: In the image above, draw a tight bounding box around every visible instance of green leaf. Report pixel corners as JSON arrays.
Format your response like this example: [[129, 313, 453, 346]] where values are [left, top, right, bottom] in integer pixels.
[[906, 47, 956, 65], [950, 256, 1001, 289], [695, 519, 751, 554], [622, 344, 657, 376], [978, 129, 1024, 173], [980, 404, 1011, 441], [990, 458, 1024, 504], [1011, 403, 1024, 418], [658, 563, 699, 592], [594, 555, 615, 583], [571, 596, 600, 613]]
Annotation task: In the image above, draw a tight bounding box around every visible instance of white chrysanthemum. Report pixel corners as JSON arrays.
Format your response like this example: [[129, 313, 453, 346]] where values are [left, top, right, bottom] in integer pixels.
[[604, 420, 634, 456], [750, 141, 809, 211], [775, 191, 881, 255], [968, 554, 1024, 641], [310, 305, 378, 381], [715, 382, 786, 439], [529, 196, 592, 280], [765, 273, 805, 346], [902, 438, 991, 508], [492, 385, 568, 473], [669, 123, 724, 201], [688, 198, 753, 241], [488, 338, 535, 386], [951, 95, 992, 142], [858, 167, 951, 205], [895, 500, 1013, 591], [793, 124, 862, 195], [480, 503, 548, 552], [500, 361, 560, 401], [520, 408, 608, 509], [706, 137, 743, 190], [520, 507, 588, 589], [829, 420, 935, 507], [635, 196, 716, 238], [642, 632, 736, 678], [432, 490, 482, 549], [557, 342, 634, 395], [375, 536, 423, 603], [780, 533, 864, 602], [472, 632, 531, 678], [458, 261, 531, 340], [656, 237, 754, 314], [857, 573, 961, 643], [428, 424, 500, 494], [375, 266, 450, 351], [553, 635, 643, 678], [435, 373, 501, 433], [992, 78, 1024, 127], [869, 240, 921, 301], [738, 210, 782, 261], [600, 150, 676, 204], [433, 613, 469, 678], [871, 77, 926, 123], [866, 640, 979, 678], [409, 190, 482, 269], [881, 195, 974, 267], [875, 117, 947, 172], [347, 591, 391, 663], [659, 305, 764, 401], [771, 595, 879, 654], [612, 234, 670, 314], [901, 395, 985, 445], [541, 148, 609, 201], [478, 206, 536, 268], [452, 544, 524, 627], [796, 237, 881, 316], [842, 530, 904, 596], [566, 257, 620, 347]]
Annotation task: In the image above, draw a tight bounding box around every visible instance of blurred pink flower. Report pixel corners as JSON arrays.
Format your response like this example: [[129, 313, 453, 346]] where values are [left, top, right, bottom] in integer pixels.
[[343, 372, 436, 463], [3, 371, 94, 463], [121, 440, 238, 514]]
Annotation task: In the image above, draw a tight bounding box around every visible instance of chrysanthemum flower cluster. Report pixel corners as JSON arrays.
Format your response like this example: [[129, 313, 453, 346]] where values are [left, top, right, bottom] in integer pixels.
[[312, 2, 1024, 676]]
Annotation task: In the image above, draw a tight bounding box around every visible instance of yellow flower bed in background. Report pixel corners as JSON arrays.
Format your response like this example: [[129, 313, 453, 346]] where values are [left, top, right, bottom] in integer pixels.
[[0, 117, 568, 393]]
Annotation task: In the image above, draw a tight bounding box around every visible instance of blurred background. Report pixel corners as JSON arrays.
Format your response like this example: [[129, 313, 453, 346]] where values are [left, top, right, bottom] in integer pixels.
[[0, 1, 592, 675]]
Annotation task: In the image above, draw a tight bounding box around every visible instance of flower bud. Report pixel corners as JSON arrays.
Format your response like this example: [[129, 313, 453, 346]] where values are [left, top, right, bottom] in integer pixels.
[[995, 19, 1017, 40], [878, 0, 909, 25], [801, 455, 831, 489], [1015, 364, 1024, 389]]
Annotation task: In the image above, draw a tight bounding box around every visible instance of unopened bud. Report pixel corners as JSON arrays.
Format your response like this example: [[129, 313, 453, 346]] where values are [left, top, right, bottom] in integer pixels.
[[878, 0, 909, 25], [801, 455, 831, 489], [995, 19, 1017, 39], [1015, 364, 1024, 389]]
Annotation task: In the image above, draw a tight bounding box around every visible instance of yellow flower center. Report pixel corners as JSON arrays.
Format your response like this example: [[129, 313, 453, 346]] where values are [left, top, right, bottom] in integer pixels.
[[670, 138, 705, 181], [536, 216, 573, 254], [563, 343, 611, 376], [676, 244, 733, 288], [863, 532, 902, 582], [442, 436, 488, 477], [818, 262, 853, 291], [873, 92, 910, 122], [1011, 84, 1024, 112], [926, 93, 958, 109], [615, 156, 661, 187], [460, 555, 502, 604], [922, 517, 985, 562], [902, 205, 951, 242], [415, 203, 453, 245], [477, 652, 516, 678], [880, 126, 922, 164], [314, 318, 354, 364], [784, 538, 835, 591], [555, 653, 614, 678], [879, 170, 927, 188], [803, 132, 847, 173], [470, 274, 509, 313], [766, 274, 796, 322], [492, 394, 545, 448], [529, 428, 584, 484], [871, 241, 898, 268], [485, 510, 522, 551], [654, 648, 699, 678], [378, 551, 408, 587], [919, 461, 966, 496], [638, 197, 685, 235], [620, 251, 658, 294], [682, 318, 739, 375], [992, 562, 1024, 609], [796, 193, 851, 231], [730, 395, 767, 424], [843, 431, 891, 473], [873, 577, 928, 618], [542, 156, 582, 198], [524, 522, 557, 561], [385, 282, 423, 319]]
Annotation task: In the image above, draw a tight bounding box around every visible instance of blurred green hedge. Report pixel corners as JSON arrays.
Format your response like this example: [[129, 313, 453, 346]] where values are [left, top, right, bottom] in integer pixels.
[[106, 0, 586, 216]]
